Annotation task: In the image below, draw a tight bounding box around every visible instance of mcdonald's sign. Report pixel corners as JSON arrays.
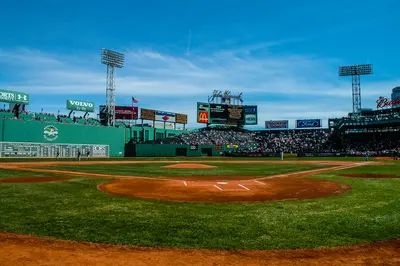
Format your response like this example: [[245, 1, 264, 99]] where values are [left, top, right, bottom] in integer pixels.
[[198, 111, 209, 123]]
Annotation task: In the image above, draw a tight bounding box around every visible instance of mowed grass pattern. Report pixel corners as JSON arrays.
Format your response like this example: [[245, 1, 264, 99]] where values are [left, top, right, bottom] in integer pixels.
[[0, 160, 399, 250], [37, 163, 326, 177]]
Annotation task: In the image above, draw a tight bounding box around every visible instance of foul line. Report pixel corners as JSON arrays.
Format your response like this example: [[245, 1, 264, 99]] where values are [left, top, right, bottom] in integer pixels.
[[254, 180, 265, 185], [214, 185, 223, 191], [238, 184, 250, 191], [183, 181, 187, 186]]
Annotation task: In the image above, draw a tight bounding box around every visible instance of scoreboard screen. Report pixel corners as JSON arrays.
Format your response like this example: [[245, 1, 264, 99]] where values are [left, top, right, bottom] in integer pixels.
[[197, 102, 257, 125]]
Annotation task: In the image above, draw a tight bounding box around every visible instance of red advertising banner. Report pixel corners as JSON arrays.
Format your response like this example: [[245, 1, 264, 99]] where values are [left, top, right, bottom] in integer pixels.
[[115, 106, 139, 120], [198, 111, 209, 123], [265, 120, 289, 129]]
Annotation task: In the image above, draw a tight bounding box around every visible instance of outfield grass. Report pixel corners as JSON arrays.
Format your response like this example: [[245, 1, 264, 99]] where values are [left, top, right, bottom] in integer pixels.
[[0, 169, 65, 179], [35, 163, 326, 177], [0, 161, 399, 250]]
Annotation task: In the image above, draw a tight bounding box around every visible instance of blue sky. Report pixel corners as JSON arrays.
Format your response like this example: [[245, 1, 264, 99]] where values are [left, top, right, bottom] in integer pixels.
[[0, 0, 398, 128]]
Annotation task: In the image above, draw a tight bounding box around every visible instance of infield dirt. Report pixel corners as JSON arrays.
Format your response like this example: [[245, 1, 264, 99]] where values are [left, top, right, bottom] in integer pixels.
[[162, 163, 217, 169], [0, 232, 399, 266]]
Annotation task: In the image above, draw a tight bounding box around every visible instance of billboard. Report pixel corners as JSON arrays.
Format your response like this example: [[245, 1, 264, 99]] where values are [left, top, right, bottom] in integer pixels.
[[155, 110, 176, 123], [197, 103, 210, 123], [210, 104, 228, 123], [139, 108, 187, 124], [243, 105, 258, 125], [115, 106, 138, 120], [265, 120, 288, 129], [296, 119, 322, 128], [0, 89, 29, 105], [140, 108, 156, 120], [66, 100, 95, 113], [228, 105, 244, 120], [176, 113, 188, 124], [99, 105, 138, 120], [197, 102, 257, 125]]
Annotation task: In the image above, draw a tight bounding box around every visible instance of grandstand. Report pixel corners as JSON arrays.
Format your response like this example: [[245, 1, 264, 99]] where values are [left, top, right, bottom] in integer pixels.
[[1, 82, 400, 159]]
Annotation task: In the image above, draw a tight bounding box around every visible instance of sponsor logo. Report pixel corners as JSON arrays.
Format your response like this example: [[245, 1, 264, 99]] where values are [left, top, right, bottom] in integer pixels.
[[17, 94, 28, 101], [69, 100, 94, 108], [0, 92, 15, 101], [43, 125, 59, 141], [265, 120, 288, 129], [198, 111, 209, 123], [198, 104, 209, 112], [244, 106, 257, 113], [245, 114, 257, 124], [162, 115, 170, 121], [376, 96, 400, 108], [296, 119, 321, 128]]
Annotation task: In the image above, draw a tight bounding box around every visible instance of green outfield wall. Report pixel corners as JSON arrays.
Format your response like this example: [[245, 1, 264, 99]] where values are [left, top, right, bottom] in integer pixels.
[[127, 126, 184, 143], [0, 119, 125, 157], [126, 144, 221, 157]]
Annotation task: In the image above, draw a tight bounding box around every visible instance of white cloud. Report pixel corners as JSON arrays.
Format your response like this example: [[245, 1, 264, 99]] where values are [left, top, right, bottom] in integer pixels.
[[0, 46, 397, 128]]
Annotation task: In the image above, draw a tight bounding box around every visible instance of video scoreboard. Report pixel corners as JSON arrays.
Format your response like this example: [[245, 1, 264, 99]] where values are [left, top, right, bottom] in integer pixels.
[[197, 102, 258, 125]]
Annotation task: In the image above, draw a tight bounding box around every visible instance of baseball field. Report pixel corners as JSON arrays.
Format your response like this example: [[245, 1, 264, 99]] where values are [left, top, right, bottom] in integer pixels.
[[0, 157, 399, 265]]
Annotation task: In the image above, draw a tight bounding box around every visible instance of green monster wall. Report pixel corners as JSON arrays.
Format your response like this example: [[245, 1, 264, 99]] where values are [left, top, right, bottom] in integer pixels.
[[0, 119, 125, 156], [130, 144, 221, 157]]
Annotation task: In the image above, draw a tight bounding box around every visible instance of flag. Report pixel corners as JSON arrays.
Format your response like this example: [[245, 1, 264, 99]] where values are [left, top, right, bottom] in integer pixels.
[[132, 97, 139, 103]]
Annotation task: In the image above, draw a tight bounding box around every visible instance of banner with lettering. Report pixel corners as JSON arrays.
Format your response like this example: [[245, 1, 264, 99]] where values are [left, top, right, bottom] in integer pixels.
[[296, 119, 322, 128], [265, 120, 288, 129], [66, 100, 95, 112]]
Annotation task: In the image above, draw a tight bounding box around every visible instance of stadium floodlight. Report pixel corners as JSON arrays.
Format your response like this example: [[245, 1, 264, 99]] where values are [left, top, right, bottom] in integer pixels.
[[339, 64, 373, 114], [101, 49, 125, 68], [101, 48, 125, 126]]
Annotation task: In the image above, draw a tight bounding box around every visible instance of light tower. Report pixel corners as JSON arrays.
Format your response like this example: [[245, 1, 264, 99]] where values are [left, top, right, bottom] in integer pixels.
[[101, 48, 125, 126], [339, 64, 373, 114]]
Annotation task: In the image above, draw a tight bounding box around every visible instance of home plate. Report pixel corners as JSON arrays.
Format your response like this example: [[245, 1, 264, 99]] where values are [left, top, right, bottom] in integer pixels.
[[217, 182, 228, 184]]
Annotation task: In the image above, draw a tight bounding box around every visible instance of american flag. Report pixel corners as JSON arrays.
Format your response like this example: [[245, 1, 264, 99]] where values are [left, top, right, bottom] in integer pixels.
[[132, 97, 139, 103]]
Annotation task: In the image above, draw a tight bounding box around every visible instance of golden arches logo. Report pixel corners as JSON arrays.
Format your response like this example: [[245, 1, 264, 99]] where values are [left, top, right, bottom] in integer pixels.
[[198, 112, 208, 123]]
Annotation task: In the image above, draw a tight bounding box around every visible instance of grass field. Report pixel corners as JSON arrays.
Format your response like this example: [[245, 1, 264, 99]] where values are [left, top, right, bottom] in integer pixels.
[[0, 158, 399, 251]]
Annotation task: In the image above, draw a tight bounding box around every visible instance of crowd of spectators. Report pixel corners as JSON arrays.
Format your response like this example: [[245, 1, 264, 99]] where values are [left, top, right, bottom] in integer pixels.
[[157, 126, 400, 156], [0, 109, 108, 127], [344, 132, 400, 156], [158, 128, 335, 154]]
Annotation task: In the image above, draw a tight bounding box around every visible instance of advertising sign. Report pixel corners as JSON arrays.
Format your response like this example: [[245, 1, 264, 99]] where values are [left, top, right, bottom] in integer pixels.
[[115, 106, 138, 120], [197, 102, 210, 124], [176, 113, 188, 124], [0, 89, 30, 105], [265, 120, 288, 129], [155, 110, 176, 123], [66, 100, 95, 113], [140, 108, 156, 120], [243, 105, 258, 125], [198, 111, 209, 123], [376, 96, 400, 108], [210, 104, 228, 119], [197, 102, 258, 125], [296, 119, 322, 128], [227, 105, 243, 120], [244, 114, 257, 125]]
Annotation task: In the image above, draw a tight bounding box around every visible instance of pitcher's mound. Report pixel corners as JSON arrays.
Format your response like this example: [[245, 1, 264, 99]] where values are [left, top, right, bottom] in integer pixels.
[[162, 164, 216, 169], [0, 177, 71, 183]]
